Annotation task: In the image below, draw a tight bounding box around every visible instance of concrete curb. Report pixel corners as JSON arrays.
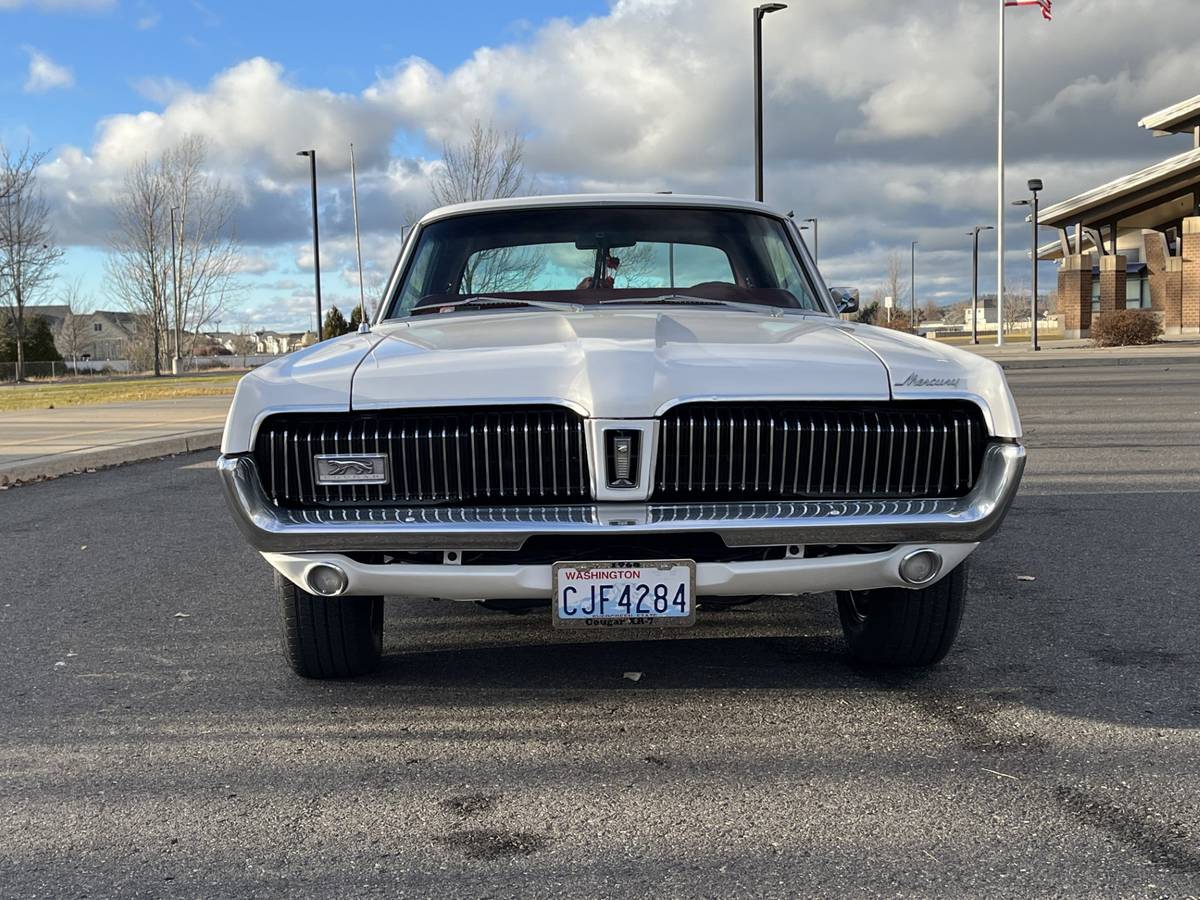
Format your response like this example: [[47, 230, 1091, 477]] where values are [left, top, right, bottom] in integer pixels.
[[0, 429, 223, 486], [992, 353, 1200, 371]]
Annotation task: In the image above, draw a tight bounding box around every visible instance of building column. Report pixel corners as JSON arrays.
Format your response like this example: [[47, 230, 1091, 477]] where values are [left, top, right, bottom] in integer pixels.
[[1182, 217, 1200, 334], [1057, 253, 1093, 339], [1143, 229, 1183, 333], [1097, 255, 1126, 316]]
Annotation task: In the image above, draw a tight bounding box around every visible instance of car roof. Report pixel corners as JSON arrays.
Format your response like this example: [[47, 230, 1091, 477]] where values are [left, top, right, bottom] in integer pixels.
[[416, 193, 794, 226]]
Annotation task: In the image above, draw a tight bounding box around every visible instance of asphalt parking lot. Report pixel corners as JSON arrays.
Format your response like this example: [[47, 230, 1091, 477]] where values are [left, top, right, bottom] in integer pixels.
[[2, 363, 1198, 898]]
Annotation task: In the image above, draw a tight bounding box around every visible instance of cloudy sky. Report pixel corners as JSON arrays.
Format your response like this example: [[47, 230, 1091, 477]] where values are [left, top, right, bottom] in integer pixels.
[[3, 0, 1199, 330]]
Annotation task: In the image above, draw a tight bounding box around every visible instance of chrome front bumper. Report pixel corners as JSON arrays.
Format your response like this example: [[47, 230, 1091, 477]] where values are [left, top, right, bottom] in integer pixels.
[[217, 441, 1025, 553]]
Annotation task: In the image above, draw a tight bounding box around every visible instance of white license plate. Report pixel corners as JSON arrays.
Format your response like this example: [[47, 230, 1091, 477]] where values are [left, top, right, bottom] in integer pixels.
[[552, 560, 697, 629]]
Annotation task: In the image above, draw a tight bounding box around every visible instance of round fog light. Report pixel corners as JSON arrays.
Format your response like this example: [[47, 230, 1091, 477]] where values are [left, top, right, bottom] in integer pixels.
[[306, 563, 348, 597], [898, 549, 942, 586]]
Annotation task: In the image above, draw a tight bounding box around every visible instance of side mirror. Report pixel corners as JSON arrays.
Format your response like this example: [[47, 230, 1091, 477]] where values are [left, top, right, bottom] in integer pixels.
[[830, 287, 859, 314]]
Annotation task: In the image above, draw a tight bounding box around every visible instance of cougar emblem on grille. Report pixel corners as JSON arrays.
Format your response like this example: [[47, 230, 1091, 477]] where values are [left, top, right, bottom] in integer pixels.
[[313, 454, 390, 485], [324, 459, 376, 476]]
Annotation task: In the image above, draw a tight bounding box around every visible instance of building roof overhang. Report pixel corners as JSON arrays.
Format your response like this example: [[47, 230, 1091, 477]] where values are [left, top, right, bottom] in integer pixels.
[[1138, 94, 1200, 136], [1038, 146, 1200, 230]]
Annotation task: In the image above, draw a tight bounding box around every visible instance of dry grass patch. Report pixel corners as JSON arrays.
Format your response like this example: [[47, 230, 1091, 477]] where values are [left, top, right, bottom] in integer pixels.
[[0, 372, 241, 411]]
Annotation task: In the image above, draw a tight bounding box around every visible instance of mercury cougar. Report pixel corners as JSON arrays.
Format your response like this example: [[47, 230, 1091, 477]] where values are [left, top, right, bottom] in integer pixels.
[[218, 194, 1025, 678]]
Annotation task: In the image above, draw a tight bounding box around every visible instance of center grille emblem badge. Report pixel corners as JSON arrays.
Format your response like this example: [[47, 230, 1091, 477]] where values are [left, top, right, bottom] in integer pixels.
[[313, 453, 390, 485], [604, 430, 640, 489]]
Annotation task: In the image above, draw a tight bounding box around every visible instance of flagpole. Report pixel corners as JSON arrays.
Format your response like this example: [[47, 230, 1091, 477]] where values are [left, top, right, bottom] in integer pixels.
[[996, 0, 1005, 346], [350, 142, 367, 324]]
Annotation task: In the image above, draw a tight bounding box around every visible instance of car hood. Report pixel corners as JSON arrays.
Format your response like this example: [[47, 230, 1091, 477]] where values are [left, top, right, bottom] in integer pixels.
[[351, 309, 891, 418], [221, 309, 1021, 454]]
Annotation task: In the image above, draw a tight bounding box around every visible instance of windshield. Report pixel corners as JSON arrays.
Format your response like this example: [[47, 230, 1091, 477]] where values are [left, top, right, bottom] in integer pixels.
[[384, 206, 827, 318]]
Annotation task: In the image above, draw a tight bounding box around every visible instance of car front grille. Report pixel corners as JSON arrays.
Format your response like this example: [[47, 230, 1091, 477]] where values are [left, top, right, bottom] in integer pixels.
[[652, 402, 987, 501], [254, 406, 590, 508]]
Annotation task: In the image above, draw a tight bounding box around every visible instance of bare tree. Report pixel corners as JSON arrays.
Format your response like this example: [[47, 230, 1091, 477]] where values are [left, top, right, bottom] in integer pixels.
[[1003, 285, 1032, 335], [431, 121, 531, 208], [107, 153, 170, 374], [56, 278, 93, 366], [883, 251, 907, 311], [431, 121, 539, 295], [0, 143, 63, 381], [166, 137, 240, 359], [866, 251, 909, 325], [107, 136, 240, 374]]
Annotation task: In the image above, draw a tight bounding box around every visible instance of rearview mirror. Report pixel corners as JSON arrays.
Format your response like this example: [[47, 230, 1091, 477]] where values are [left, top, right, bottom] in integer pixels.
[[575, 232, 637, 250], [830, 287, 859, 314]]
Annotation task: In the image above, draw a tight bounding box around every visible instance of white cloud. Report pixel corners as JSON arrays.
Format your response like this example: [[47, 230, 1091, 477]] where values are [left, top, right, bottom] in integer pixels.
[[23, 47, 74, 93]]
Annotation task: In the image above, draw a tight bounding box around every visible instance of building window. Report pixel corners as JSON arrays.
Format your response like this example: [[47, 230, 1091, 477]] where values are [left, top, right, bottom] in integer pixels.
[[1126, 275, 1147, 309], [1091, 279, 1100, 313], [93, 322, 102, 332]]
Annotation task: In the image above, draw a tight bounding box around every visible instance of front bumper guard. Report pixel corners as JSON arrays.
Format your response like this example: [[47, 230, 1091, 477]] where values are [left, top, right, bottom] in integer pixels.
[[218, 441, 1024, 553]]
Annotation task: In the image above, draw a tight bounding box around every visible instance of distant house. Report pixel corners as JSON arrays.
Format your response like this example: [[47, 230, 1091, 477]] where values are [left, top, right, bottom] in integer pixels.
[[253, 330, 316, 355], [20, 305, 146, 360], [85, 310, 144, 359]]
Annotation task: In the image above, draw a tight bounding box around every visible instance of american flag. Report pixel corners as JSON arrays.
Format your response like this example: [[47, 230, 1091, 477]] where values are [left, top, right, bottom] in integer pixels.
[[1005, 0, 1052, 20]]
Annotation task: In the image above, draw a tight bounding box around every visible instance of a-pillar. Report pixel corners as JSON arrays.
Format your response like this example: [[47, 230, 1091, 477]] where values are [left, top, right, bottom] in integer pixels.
[[1098, 255, 1127, 316], [1181, 217, 1200, 333], [1057, 254, 1093, 339]]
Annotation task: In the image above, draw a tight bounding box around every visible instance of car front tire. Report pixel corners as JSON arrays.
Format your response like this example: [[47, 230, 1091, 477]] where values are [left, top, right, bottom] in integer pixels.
[[276, 572, 383, 679], [836, 561, 968, 668]]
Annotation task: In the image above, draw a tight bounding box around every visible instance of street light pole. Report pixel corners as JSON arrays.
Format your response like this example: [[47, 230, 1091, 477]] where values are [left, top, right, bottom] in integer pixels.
[[967, 225, 994, 345], [297, 150, 323, 340], [802, 217, 818, 263], [1012, 178, 1043, 351], [752, 3, 787, 202], [169, 205, 180, 371], [910, 240, 918, 330]]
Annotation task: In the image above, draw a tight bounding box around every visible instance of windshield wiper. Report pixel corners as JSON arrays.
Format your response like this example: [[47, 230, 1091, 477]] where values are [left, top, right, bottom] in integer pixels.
[[411, 296, 583, 316], [597, 294, 785, 318]]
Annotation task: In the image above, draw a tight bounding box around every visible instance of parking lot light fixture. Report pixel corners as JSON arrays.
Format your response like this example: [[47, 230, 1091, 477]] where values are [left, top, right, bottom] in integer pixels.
[[1011, 177, 1043, 351], [801, 217, 819, 262], [910, 240, 918, 330], [296, 150, 323, 340], [968, 225, 994, 345], [753, 3, 788, 202]]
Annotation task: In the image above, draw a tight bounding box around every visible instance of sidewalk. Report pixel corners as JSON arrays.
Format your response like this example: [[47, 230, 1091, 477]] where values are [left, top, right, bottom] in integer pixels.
[[947, 335, 1200, 369], [0, 397, 230, 485]]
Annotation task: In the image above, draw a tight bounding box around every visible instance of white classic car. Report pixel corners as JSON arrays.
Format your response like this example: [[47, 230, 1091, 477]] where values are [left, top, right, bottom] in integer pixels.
[[219, 194, 1025, 678]]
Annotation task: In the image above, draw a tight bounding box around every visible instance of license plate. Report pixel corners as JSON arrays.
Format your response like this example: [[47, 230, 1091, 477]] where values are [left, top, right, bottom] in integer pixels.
[[552, 560, 696, 629]]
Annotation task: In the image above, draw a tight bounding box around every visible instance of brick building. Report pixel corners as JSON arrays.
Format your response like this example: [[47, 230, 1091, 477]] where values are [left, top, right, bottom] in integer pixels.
[[1037, 94, 1200, 338]]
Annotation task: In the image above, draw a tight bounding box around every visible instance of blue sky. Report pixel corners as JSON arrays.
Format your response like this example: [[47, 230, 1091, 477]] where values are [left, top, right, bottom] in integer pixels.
[[4, 0, 1199, 333], [4, 0, 606, 153]]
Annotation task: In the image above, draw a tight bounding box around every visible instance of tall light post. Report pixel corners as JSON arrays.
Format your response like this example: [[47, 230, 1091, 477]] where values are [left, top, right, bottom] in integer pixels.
[[169, 205, 181, 373], [1012, 177, 1043, 351], [967, 225, 994, 345], [752, 3, 787, 202], [296, 149, 323, 340], [801, 217, 818, 263], [910, 240, 918, 330]]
